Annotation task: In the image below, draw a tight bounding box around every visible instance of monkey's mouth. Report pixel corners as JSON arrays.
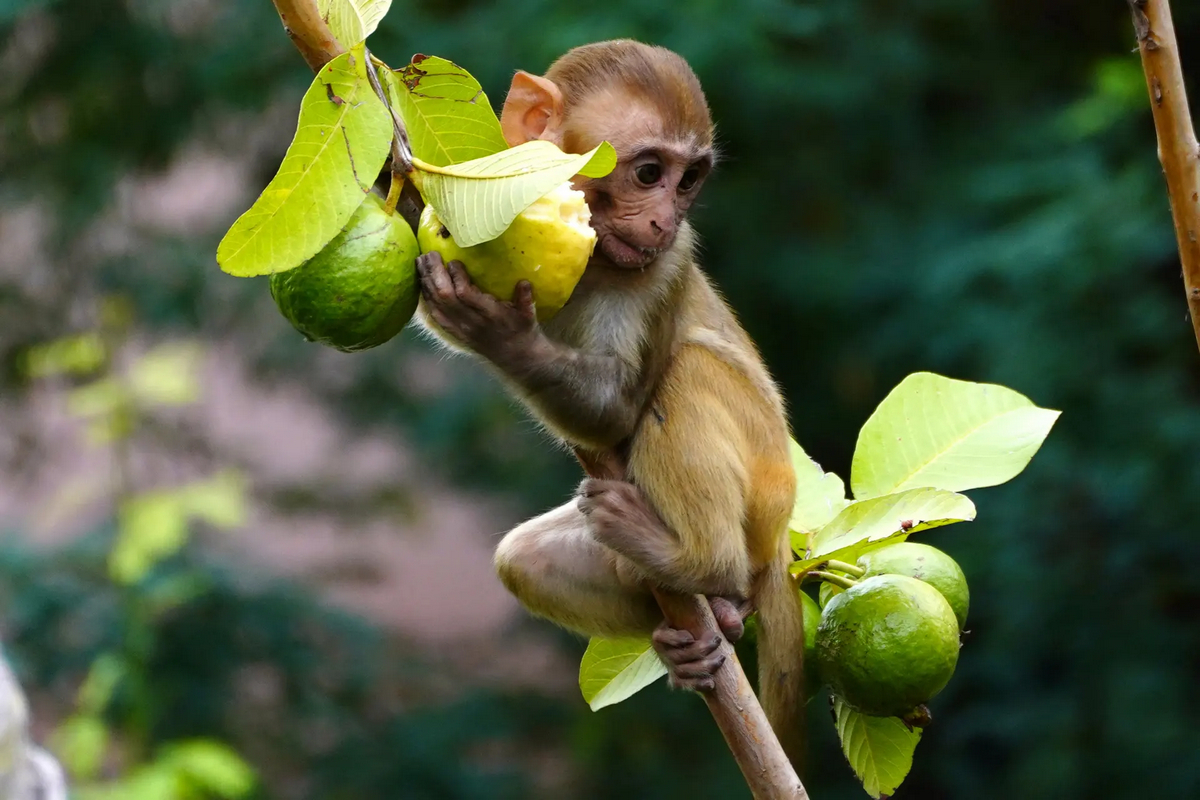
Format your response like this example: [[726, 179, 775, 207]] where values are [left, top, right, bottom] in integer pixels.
[[599, 233, 659, 269]]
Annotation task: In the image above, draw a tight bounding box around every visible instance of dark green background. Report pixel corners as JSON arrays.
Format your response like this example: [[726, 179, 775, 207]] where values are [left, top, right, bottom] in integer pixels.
[[2, 0, 1198, 797]]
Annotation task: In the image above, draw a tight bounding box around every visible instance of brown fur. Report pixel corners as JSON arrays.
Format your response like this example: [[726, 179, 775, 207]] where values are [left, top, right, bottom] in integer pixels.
[[421, 41, 805, 767]]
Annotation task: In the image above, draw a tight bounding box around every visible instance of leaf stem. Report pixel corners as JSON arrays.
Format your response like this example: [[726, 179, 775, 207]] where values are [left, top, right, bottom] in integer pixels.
[[807, 570, 858, 590], [364, 49, 414, 176], [825, 560, 865, 578]]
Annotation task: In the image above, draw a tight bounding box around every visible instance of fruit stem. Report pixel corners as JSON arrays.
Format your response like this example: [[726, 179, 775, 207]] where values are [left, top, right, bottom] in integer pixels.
[[385, 174, 404, 215], [807, 570, 858, 590], [825, 559, 865, 578]]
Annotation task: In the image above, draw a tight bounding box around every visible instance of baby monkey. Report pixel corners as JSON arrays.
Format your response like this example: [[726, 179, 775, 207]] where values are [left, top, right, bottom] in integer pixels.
[[415, 40, 803, 762]]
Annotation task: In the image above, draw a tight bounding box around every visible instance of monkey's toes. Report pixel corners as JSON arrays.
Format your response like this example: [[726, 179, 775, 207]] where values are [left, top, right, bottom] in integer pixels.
[[668, 652, 726, 693], [709, 597, 746, 643]]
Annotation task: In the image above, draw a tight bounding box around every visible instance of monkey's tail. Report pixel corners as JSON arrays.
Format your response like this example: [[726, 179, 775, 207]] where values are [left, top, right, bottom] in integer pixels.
[[754, 537, 807, 771]]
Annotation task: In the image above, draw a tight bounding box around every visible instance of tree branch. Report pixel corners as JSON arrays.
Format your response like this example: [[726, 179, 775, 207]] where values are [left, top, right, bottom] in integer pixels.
[[1128, 0, 1200, 354], [270, 0, 345, 72], [651, 589, 809, 799]]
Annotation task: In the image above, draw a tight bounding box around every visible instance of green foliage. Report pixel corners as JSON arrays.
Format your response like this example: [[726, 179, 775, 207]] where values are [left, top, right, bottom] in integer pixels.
[[579, 637, 667, 711], [789, 438, 849, 538], [217, 46, 393, 278], [384, 55, 509, 167], [318, 0, 392, 48], [411, 139, 616, 246], [832, 697, 922, 799], [6, 0, 1200, 797], [851, 372, 1061, 499]]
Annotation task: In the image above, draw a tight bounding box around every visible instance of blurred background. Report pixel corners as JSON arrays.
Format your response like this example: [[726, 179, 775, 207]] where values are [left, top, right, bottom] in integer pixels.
[[1, 0, 1199, 797]]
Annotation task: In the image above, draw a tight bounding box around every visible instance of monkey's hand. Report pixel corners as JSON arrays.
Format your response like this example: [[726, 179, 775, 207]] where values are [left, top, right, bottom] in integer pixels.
[[416, 252, 540, 361], [651, 621, 725, 693]]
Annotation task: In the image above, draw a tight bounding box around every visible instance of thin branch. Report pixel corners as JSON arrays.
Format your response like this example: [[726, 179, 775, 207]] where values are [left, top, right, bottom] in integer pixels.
[[652, 590, 810, 799], [270, 0, 346, 72], [1128, 0, 1200, 354]]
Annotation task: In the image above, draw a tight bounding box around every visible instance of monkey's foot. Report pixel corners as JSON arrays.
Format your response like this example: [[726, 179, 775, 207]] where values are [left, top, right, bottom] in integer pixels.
[[708, 596, 751, 644], [652, 621, 725, 693]]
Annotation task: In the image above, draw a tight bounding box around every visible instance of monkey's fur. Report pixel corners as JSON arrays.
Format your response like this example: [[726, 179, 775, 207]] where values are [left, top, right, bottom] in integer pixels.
[[415, 40, 805, 766]]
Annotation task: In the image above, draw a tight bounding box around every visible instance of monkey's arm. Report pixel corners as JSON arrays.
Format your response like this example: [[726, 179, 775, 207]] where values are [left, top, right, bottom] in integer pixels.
[[417, 252, 646, 446]]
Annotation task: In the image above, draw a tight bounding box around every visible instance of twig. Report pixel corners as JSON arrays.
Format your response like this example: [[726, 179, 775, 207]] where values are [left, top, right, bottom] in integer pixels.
[[651, 589, 809, 799], [1128, 0, 1200, 353], [577, 450, 808, 799], [270, 0, 345, 71]]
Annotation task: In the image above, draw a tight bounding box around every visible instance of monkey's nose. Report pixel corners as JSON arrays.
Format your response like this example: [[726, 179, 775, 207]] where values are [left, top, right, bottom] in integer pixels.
[[649, 220, 663, 234]]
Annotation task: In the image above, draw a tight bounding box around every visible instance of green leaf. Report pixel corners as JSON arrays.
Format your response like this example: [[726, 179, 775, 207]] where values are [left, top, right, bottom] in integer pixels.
[[128, 342, 203, 407], [179, 471, 246, 530], [833, 696, 921, 798], [110, 492, 189, 585], [805, 487, 975, 564], [384, 56, 509, 167], [23, 332, 106, 378], [579, 637, 667, 710], [76, 654, 126, 716], [851, 372, 1060, 500], [216, 47, 392, 277], [50, 715, 109, 781], [413, 139, 617, 247], [789, 438, 848, 552], [163, 740, 256, 798], [317, 0, 391, 46]]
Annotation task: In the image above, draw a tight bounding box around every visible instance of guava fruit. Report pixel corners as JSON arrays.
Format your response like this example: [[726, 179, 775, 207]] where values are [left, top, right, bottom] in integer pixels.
[[815, 574, 960, 717], [270, 194, 419, 352], [417, 182, 596, 321], [858, 542, 970, 629]]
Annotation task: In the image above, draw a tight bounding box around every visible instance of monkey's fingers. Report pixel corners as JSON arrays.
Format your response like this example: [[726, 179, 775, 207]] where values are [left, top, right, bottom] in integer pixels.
[[668, 654, 726, 693], [415, 252, 455, 303], [512, 280, 537, 321], [651, 625, 696, 649]]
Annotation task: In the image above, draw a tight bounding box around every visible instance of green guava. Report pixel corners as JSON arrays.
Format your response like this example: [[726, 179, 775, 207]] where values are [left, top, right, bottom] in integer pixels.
[[857, 542, 970, 629], [270, 194, 419, 352], [815, 574, 960, 717], [417, 182, 596, 321]]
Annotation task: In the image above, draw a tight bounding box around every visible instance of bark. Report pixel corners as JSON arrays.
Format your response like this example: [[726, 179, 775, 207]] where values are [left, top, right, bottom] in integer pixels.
[[1128, 0, 1200, 354]]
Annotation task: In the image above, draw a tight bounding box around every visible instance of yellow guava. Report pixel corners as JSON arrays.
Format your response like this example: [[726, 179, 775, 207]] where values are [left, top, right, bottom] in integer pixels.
[[416, 182, 596, 321], [270, 194, 419, 352]]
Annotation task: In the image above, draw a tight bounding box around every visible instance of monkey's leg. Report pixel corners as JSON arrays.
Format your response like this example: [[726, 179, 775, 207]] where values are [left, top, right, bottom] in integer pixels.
[[494, 501, 729, 689], [493, 500, 663, 638]]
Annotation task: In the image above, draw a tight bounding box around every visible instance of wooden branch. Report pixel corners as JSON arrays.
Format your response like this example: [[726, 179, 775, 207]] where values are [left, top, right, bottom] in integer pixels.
[[651, 589, 810, 800], [577, 450, 808, 799], [271, 0, 345, 72], [1128, 0, 1200, 354]]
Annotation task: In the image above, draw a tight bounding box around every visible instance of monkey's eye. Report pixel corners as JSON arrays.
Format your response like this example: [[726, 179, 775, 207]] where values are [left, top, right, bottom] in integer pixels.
[[678, 167, 701, 192], [634, 163, 662, 186]]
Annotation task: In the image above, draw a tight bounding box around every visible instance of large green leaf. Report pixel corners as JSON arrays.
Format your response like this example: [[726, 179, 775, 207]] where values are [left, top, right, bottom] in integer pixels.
[[317, 0, 391, 46], [413, 139, 617, 247], [789, 438, 848, 553], [807, 487, 975, 563], [216, 47, 392, 277], [579, 637, 667, 710], [384, 56, 509, 168], [851, 372, 1060, 500], [833, 696, 922, 799]]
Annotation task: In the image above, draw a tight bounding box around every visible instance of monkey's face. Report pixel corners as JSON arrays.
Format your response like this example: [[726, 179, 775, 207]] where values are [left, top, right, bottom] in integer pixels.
[[563, 95, 713, 270]]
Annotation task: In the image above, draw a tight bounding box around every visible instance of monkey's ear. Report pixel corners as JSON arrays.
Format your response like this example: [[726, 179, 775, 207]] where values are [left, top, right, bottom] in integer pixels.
[[501, 71, 565, 147]]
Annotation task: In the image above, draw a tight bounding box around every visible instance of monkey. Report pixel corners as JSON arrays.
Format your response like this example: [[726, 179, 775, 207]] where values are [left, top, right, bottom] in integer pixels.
[[413, 40, 804, 763]]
